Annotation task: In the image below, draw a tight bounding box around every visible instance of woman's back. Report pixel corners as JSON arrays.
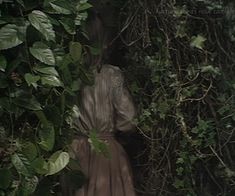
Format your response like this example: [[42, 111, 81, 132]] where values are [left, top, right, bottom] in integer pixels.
[[75, 64, 136, 134], [64, 64, 137, 196]]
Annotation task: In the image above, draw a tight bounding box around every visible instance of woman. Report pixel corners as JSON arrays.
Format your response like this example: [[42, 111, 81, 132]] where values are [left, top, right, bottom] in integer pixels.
[[65, 10, 137, 196]]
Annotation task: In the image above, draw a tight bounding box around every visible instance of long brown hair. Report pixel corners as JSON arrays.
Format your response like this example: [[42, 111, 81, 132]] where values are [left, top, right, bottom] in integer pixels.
[[84, 10, 108, 72]]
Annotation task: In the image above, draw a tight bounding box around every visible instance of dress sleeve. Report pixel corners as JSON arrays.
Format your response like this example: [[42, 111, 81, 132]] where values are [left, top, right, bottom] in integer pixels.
[[112, 68, 136, 132]]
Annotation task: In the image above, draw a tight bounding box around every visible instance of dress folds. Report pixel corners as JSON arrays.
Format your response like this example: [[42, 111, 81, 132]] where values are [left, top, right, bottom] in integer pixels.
[[63, 64, 137, 196]]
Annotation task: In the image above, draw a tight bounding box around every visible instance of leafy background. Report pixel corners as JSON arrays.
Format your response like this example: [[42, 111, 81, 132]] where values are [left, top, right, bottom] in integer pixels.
[[0, 0, 91, 195], [116, 0, 235, 195], [0, 0, 235, 196]]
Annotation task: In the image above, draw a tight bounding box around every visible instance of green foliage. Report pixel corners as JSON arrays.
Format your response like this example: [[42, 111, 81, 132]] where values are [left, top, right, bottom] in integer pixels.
[[0, 169, 12, 190], [0, 0, 92, 194], [0, 24, 24, 50], [190, 35, 207, 50], [88, 130, 111, 158], [28, 10, 55, 42], [47, 151, 70, 176], [29, 42, 55, 65], [120, 0, 235, 195]]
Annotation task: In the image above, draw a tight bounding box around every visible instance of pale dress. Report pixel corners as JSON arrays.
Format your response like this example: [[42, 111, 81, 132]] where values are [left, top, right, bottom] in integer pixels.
[[66, 64, 137, 196]]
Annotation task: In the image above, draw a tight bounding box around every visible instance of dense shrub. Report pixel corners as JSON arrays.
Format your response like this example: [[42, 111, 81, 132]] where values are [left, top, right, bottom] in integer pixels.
[[118, 0, 235, 195]]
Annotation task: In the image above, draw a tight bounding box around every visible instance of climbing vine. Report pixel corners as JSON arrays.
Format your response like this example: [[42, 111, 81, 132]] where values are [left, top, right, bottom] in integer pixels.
[[117, 0, 235, 195], [0, 0, 92, 195]]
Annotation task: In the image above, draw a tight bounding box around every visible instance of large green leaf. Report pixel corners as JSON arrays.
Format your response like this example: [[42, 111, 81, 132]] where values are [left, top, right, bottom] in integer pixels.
[[28, 10, 55, 41], [0, 24, 23, 50], [76, 2, 92, 11], [31, 157, 48, 175], [71, 79, 81, 91], [35, 111, 49, 127], [0, 55, 7, 72], [14, 96, 42, 111], [30, 42, 55, 65], [21, 142, 38, 161], [34, 66, 58, 76], [49, 0, 74, 15], [41, 75, 63, 87], [58, 54, 73, 85], [46, 151, 70, 176], [0, 169, 12, 189], [11, 153, 32, 177], [38, 124, 55, 151], [69, 42, 82, 62], [59, 17, 76, 35], [58, 53, 72, 69]]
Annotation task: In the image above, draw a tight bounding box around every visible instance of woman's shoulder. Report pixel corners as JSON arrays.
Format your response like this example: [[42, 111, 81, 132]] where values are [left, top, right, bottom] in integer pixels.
[[102, 64, 123, 75], [101, 64, 124, 88]]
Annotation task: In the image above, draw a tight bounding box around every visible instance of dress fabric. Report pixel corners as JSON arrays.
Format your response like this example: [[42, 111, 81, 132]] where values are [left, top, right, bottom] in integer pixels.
[[67, 64, 137, 196]]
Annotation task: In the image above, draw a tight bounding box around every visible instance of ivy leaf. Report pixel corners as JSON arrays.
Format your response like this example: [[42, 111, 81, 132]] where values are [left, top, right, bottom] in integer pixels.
[[0, 24, 24, 50], [175, 23, 187, 38], [24, 73, 40, 87], [28, 10, 55, 41], [69, 42, 82, 62], [190, 35, 207, 50], [225, 167, 235, 178], [0, 55, 7, 72], [173, 178, 185, 189], [0, 169, 12, 189], [11, 153, 32, 177], [88, 131, 110, 158], [39, 124, 55, 151], [174, 6, 187, 17], [30, 42, 55, 65], [41, 75, 63, 87], [158, 101, 170, 119], [46, 151, 70, 176], [59, 17, 76, 35], [201, 65, 220, 75]]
